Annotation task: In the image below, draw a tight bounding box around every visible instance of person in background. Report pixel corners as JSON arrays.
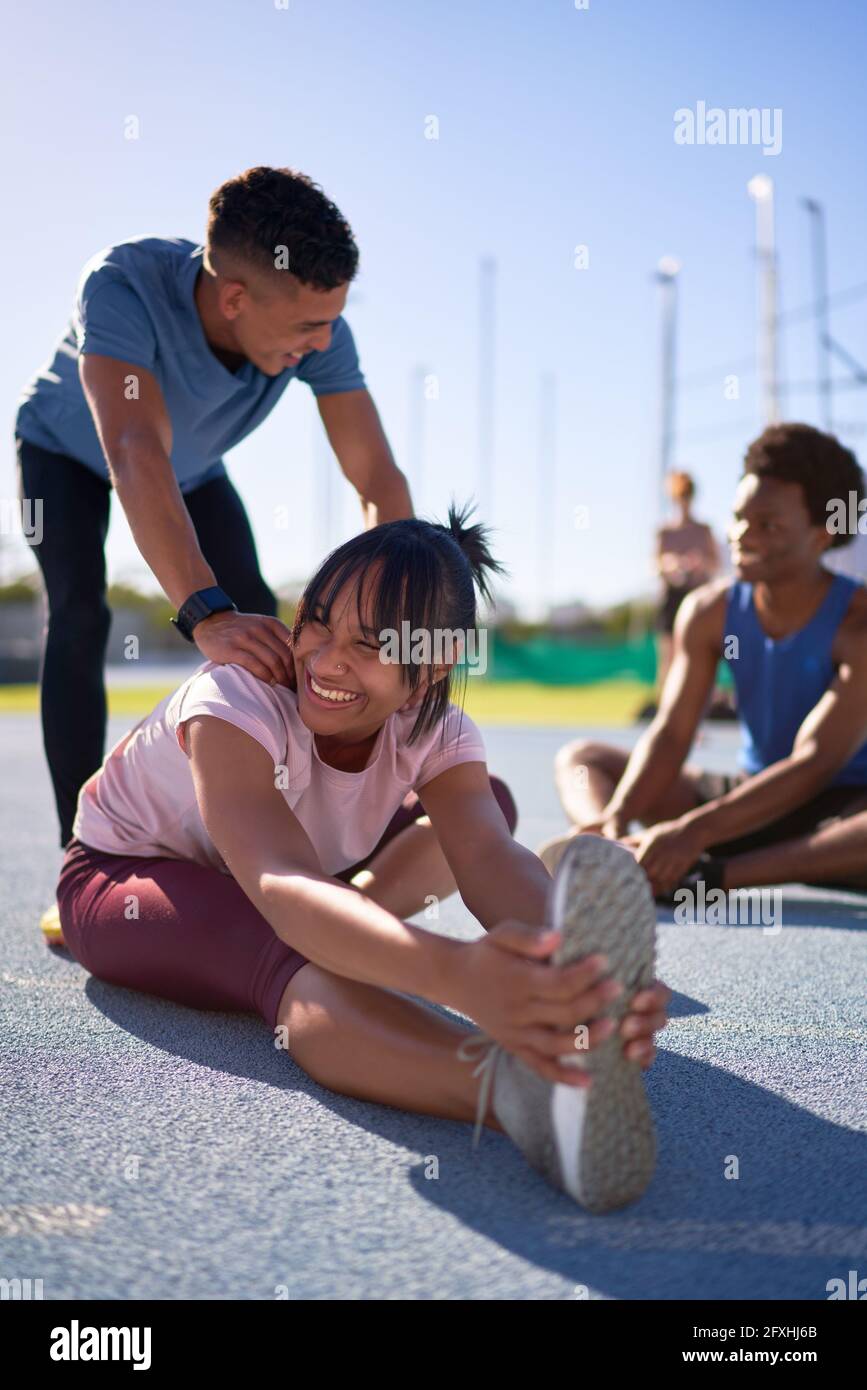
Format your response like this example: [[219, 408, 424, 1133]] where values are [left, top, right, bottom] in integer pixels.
[[636, 471, 721, 721], [539, 424, 867, 900]]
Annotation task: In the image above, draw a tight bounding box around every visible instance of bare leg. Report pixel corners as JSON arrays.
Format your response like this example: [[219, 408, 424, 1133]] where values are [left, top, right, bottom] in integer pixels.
[[276, 962, 505, 1131], [720, 806, 867, 890], [553, 741, 623, 826], [348, 815, 458, 920], [552, 739, 706, 829]]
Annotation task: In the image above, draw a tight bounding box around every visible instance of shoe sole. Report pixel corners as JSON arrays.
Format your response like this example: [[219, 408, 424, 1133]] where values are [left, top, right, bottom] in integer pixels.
[[542, 834, 657, 1211]]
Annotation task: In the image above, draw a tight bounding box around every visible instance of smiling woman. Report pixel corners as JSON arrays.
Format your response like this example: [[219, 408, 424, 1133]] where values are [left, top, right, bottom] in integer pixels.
[[291, 499, 508, 747], [52, 499, 670, 1213]]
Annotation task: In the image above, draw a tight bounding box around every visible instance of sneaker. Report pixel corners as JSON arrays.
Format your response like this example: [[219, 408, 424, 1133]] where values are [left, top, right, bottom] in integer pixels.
[[39, 902, 65, 946], [457, 834, 657, 1212]]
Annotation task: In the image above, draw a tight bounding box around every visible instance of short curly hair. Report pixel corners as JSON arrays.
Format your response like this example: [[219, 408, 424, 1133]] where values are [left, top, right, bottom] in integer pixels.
[[205, 166, 359, 290], [742, 423, 865, 550]]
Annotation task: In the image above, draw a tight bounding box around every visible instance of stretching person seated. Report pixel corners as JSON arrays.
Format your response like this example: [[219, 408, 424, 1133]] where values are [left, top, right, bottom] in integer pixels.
[[538, 423, 867, 900], [54, 502, 670, 1212]]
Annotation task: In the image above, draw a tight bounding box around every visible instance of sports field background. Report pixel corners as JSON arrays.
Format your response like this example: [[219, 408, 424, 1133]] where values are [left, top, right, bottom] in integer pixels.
[[0, 676, 653, 725]]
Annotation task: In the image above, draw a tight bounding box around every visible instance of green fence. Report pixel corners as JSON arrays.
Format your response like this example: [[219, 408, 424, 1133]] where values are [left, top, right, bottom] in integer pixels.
[[484, 632, 732, 687]]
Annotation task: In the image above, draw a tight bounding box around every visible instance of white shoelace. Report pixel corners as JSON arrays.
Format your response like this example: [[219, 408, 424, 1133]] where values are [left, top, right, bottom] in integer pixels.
[[455, 1032, 504, 1150]]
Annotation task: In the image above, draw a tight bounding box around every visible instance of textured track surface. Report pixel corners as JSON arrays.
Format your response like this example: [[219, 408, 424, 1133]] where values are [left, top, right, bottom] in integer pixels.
[[2, 715, 866, 1300]]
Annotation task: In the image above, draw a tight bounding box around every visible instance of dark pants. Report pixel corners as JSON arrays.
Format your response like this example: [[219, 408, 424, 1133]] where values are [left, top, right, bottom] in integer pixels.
[[15, 436, 277, 849]]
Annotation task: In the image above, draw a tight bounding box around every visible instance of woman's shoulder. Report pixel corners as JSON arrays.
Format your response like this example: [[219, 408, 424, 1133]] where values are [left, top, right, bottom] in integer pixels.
[[169, 660, 286, 715], [165, 661, 300, 766], [394, 699, 486, 764]]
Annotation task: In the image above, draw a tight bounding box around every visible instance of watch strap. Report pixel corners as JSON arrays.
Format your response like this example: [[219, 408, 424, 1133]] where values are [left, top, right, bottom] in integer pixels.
[[171, 586, 238, 642]]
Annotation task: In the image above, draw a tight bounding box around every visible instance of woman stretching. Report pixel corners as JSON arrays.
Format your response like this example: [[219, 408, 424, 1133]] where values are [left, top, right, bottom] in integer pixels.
[[55, 503, 669, 1212]]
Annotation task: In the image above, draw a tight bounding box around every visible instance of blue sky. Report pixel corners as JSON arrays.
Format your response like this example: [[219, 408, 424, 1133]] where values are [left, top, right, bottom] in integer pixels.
[[5, 0, 867, 614]]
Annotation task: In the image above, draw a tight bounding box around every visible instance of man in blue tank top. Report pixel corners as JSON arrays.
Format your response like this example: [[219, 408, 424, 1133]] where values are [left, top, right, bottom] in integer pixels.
[[540, 423, 867, 898], [14, 166, 413, 850]]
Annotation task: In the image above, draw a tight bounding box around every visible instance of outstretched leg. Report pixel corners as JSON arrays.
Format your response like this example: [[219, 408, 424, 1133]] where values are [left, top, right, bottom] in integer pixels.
[[276, 963, 506, 1129], [56, 840, 651, 1148]]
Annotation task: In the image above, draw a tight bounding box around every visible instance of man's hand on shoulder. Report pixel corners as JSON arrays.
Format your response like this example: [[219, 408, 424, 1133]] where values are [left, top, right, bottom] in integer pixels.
[[194, 611, 296, 690]]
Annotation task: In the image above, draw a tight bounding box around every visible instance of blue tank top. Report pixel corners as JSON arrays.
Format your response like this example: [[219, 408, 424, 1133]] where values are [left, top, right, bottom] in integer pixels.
[[723, 571, 867, 786]]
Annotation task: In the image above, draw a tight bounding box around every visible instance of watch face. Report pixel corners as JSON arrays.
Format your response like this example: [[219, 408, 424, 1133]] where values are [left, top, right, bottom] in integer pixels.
[[176, 589, 235, 641]]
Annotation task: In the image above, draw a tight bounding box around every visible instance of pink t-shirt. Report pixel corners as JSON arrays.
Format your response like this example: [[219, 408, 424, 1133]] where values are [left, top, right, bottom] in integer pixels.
[[72, 661, 488, 876]]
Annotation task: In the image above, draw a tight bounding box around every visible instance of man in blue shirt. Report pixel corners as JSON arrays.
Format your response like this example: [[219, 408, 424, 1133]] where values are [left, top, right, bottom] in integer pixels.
[[15, 165, 413, 849]]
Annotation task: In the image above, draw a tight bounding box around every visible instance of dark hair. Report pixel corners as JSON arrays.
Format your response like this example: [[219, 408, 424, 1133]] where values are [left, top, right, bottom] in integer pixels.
[[743, 423, 865, 550], [291, 500, 509, 746], [205, 166, 359, 290]]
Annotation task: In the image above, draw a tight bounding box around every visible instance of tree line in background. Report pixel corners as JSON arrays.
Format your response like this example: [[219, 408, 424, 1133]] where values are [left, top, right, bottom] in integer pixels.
[[0, 579, 656, 644]]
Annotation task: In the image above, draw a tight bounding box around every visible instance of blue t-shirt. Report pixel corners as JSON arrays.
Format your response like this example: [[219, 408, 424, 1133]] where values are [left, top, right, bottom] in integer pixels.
[[15, 236, 366, 494]]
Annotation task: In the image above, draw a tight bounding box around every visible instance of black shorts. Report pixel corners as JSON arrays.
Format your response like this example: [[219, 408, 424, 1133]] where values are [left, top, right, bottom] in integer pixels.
[[693, 769, 867, 860], [655, 584, 695, 635]]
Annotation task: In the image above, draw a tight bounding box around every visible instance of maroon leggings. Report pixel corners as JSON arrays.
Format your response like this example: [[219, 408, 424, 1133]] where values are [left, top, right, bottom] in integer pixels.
[[56, 778, 518, 1033]]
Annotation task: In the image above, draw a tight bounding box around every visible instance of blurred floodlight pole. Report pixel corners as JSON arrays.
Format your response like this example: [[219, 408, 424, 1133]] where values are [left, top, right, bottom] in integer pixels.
[[537, 372, 557, 621], [655, 256, 680, 518], [477, 257, 497, 524], [315, 412, 335, 557], [748, 175, 780, 426], [312, 289, 367, 558], [407, 365, 427, 515], [802, 197, 832, 430]]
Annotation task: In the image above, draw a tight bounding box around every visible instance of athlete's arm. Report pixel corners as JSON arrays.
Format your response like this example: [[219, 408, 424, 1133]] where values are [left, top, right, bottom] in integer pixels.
[[316, 388, 413, 527], [79, 352, 216, 610], [79, 353, 294, 686], [603, 584, 724, 828], [187, 716, 667, 1076], [418, 757, 672, 1058], [683, 616, 867, 847], [416, 759, 551, 929], [184, 713, 463, 1002]]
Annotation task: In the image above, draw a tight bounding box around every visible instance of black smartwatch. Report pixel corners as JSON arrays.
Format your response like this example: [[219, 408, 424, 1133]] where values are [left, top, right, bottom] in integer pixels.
[[171, 586, 238, 643]]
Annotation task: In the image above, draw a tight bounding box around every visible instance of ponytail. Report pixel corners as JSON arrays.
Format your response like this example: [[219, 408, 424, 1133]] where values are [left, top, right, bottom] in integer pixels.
[[438, 497, 509, 608]]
